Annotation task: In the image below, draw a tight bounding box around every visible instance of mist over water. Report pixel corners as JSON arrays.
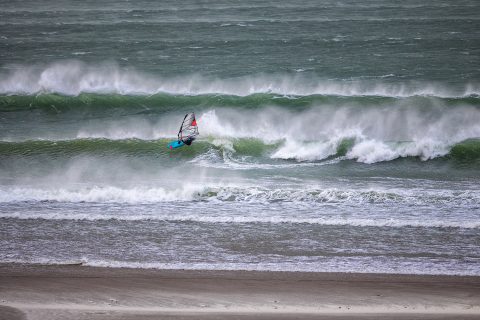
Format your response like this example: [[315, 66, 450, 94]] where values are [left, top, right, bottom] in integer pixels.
[[1, 60, 480, 97], [1, 0, 479, 275]]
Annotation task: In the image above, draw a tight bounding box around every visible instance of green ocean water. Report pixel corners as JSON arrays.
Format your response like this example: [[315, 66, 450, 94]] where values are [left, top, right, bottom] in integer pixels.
[[0, 0, 479, 275]]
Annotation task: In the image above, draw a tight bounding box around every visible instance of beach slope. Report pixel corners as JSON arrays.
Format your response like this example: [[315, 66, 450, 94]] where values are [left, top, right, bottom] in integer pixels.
[[0, 264, 479, 320]]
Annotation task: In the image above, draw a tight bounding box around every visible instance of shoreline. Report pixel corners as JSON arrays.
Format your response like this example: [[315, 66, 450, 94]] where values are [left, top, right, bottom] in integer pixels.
[[1, 263, 479, 319], [2, 261, 480, 280]]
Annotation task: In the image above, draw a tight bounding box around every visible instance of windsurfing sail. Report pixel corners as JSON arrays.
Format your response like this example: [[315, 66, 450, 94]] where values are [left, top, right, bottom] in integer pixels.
[[178, 112, 199, 143]]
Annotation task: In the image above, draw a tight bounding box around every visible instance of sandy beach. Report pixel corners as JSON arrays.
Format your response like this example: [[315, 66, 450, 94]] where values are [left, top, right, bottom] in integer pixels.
[[0, 263, 479, 320]]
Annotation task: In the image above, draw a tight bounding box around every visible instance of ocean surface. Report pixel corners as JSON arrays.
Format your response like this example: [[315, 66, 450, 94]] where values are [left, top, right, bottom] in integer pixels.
[[1, 0, 479, 275]]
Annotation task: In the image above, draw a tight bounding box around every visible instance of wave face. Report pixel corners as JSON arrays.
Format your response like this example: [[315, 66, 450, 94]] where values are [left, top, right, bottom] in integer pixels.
[[1, 138, 480, 165], [2, 0, 480, 276]]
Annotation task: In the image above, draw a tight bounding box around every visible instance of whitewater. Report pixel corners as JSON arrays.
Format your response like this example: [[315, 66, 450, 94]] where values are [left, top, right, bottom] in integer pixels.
[[1, 0, 479, 276]]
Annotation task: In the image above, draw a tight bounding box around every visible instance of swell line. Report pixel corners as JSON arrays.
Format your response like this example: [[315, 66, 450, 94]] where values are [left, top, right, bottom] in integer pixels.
[[1, 93, 479, 114]]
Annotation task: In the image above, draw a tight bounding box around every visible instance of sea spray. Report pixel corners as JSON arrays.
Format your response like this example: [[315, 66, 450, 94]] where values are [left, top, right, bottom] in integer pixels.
[[1, 61, 479, 97]]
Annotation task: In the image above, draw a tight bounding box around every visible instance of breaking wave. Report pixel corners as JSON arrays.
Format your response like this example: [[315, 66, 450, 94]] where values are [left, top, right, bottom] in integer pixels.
[[0, 184, 479, 208], [1, 138, 479, 164], [1, 61, 479, 97], [1, 62, 479, 164]]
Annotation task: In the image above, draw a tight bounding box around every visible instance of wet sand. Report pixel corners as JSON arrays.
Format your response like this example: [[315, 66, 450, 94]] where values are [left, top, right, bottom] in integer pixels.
[[0, 263, 479, 320]]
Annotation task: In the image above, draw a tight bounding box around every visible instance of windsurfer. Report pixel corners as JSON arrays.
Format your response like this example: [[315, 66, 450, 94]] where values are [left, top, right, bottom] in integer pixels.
[[167, 112, 199, 149]]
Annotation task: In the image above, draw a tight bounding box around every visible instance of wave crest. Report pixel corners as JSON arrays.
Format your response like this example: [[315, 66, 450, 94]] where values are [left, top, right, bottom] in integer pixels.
[[1, 185, 479, 206], [1, 60, 479, 97]]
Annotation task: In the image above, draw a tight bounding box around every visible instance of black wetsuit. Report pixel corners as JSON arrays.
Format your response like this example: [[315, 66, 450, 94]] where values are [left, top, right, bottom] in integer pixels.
[[183, 137, 195, 146]]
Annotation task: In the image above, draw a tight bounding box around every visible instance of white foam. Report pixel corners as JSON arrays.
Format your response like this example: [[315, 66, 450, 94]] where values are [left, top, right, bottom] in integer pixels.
[[76, 259, 480, 276], [345, 139, 459, 164], [1, 60, 478, 97], [271, 138, 341, 161], [347, 140, 400, 163], [196, 105, 480, 163], [2, 210, 477, 229], [0, 185, 205, 203], [3, 257, 479, 276], [1, 184, 478, 213]]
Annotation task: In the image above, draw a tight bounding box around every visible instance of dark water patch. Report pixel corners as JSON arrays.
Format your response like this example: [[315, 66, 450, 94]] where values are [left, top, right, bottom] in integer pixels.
[[0, 306, 26, 320], [448, 139, 480, 162], [0, 138, 205, 159]]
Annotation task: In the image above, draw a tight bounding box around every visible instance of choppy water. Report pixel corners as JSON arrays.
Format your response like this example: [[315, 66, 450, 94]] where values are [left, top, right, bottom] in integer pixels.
[[0, 0, 479, 275]]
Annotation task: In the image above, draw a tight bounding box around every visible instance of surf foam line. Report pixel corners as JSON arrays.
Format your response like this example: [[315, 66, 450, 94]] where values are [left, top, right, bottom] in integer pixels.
[[1, 60, 478, 97], [0, 203, 480, 229], [0, 185, 479, 207], [2, 258, 478, 276], [0, 209, 478, 229]]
